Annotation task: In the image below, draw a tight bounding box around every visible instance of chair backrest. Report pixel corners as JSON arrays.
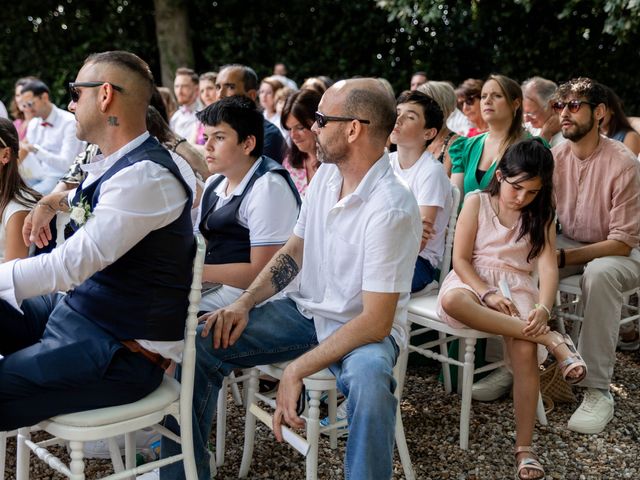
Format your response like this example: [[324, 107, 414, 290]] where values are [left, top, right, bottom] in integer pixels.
[[178, 233, 206, 435], [438, 184, 461, 285]]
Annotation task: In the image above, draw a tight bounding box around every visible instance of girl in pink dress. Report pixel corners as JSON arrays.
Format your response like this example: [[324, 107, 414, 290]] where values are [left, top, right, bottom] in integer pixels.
[[437, 139, 587, 480]]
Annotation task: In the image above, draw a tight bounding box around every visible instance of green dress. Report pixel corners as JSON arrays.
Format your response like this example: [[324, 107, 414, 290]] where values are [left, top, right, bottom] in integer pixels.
[[449, 132, 496, 198]]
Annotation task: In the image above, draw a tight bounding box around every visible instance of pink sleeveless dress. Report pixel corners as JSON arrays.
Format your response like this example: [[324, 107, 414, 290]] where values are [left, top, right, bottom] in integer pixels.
[[436, 192, 546, 362]]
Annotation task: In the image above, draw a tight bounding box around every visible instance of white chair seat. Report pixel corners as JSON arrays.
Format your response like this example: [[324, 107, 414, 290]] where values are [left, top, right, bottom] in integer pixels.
[[50, 376, 180, 427], [559, 274, 582, 294], [408, 295, 498, 340]]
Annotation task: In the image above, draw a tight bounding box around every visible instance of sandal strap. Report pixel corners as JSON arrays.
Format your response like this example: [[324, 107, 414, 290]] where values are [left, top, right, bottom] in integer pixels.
[[514, 446, 535, 454]]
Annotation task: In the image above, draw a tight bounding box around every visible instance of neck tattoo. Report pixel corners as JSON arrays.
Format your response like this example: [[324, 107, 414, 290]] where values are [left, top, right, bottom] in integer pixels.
[[107, 116, 120, 127]]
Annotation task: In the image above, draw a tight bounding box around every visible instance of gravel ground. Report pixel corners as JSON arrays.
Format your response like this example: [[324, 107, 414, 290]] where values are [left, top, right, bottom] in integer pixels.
[[3, 349, 639, 479]]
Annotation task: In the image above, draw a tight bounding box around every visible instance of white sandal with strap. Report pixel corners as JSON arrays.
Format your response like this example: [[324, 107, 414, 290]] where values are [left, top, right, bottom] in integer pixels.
[[515, 446, 545, 480]]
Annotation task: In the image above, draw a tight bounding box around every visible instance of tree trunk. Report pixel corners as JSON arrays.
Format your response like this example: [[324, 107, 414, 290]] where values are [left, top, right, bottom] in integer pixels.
[[153, 0, 194, 87]]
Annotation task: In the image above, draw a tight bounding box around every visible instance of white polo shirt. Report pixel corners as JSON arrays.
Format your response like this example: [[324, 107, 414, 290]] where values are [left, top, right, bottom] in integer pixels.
[[288, 153, 422, 348]]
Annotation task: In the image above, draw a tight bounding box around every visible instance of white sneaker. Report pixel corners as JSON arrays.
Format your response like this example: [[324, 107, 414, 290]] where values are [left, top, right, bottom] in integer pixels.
[[471, 367, 513, 401], [320, 399, 349, 438], [137, 468, 159, 479], [568, 388, 614, 434], [83, 428, 161, 459]]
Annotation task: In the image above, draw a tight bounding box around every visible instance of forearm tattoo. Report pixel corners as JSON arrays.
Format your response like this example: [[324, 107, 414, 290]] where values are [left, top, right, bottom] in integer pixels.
[[270, 253, 299, 292]]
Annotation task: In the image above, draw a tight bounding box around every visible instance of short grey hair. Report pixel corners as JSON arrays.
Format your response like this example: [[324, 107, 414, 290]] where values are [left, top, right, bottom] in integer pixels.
[[418, 81, 457, 119], [522, 76, 558, 108]]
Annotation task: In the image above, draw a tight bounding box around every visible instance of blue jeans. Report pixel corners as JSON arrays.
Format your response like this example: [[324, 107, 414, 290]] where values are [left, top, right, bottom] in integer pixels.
[[411, 256, 438, 293], [161, 297, 399, 480]]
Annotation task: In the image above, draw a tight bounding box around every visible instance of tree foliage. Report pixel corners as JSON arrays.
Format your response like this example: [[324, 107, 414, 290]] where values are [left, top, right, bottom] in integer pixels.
[[376, 0, 640, 112], [0, 0, 157, 108], [1, 0, 639, 114]]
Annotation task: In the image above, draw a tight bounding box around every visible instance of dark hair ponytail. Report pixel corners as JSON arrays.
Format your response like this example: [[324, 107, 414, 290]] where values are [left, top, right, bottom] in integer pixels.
[[486, 138, 555, 262]]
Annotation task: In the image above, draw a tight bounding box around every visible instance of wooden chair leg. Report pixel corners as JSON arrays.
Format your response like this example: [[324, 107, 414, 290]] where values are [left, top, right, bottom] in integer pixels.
[[305, 390, 322, 480], [239, 369, 259, 478], [16, 427, 31, 480], [216, 376, 229, 467], [459, 337, 477, 450]]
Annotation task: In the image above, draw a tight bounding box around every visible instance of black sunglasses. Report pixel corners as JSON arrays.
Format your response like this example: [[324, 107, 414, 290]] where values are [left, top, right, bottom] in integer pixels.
[[68, 81, 124, 103], [551, 100, 596, 114], [464, 95, 479, 106], [314, 111, 370, 128]]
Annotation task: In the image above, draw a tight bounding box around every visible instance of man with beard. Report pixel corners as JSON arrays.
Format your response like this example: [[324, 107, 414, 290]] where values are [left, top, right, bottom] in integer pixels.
[[170, 67, 202, 142], [161, 78, 421, 480], [551, 77, 640, 434]]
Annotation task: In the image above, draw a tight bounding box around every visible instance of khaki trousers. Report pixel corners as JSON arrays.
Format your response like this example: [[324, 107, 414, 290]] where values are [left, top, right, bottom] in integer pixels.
[[557, 235, 640, 389]]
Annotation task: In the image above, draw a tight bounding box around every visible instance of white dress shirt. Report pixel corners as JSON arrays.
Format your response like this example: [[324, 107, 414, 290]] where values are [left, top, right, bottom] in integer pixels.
[[0, 132, 189, 360], [21, 105, 85, 182], [170, 100, 201, 142], [287, 153, 422, 348], [447, 108, 473, 137]]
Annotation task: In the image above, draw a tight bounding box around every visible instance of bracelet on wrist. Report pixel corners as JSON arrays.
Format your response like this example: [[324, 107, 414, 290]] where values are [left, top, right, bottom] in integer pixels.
[[36, 202, 56, 213], [171, 138, 187, 152], [480, 287, 498, 304], [558, 248, 566, 269], [534, 303, 551, 319], [241, 289, 256, 307]]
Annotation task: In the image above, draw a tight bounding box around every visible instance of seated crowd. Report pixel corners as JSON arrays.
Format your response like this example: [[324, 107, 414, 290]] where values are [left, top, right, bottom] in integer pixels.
[[0, 52, 639, 480]]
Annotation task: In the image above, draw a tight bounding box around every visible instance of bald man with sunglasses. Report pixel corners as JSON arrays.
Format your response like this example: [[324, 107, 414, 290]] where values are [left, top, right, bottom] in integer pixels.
[[161, 78, 421, 480], [552, 77, 640, 435]]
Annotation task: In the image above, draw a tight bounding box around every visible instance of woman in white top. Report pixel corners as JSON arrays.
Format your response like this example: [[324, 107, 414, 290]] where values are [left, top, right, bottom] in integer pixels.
[[0, 118, 39, 261], [259, 76, 285, 129]]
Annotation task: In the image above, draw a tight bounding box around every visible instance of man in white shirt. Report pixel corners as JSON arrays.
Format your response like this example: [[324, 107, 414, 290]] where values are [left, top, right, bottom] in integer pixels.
[[170, 67, 201, 142], [162, 78, 422, 480], [18, 80, 85, 194], [0, 51, 193, 431]]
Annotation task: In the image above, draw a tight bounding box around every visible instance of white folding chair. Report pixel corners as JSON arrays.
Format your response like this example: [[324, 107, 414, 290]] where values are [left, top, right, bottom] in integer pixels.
[[554, 274, 639, 342], [214, 369, 250, 467], [238, 346, 415, 480], [406, 186, 547, 450], [15, 233, 206, 480], [0, 429, 13, 478]]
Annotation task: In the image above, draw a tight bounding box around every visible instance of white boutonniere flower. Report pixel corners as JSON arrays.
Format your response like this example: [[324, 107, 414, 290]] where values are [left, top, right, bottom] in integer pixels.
[[69, 196, 93, 226]]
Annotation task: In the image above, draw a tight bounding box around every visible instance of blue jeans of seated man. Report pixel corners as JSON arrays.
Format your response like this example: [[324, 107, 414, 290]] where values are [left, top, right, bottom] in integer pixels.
[[161, 297, 400, 480]]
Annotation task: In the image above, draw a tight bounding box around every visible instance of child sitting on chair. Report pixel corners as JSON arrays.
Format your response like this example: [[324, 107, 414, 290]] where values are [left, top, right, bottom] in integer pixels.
[[437, 139, 587, 480], [390, 90, 452, 293]]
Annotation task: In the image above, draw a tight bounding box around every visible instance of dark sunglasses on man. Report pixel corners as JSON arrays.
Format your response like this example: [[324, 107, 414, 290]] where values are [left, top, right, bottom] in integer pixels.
[[314, 111, 370, 128], [68, 81, 124, 103], [551, 100, 596, 114]]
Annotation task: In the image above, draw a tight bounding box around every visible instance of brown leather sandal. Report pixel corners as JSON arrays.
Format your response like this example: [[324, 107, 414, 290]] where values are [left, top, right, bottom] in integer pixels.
[[547, 333, 587, 384], [515, 446, 545, 480]]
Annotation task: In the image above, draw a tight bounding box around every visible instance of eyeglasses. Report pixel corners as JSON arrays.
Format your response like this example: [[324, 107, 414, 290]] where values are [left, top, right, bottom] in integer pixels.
[[68, 81, 124, 103], [314, 111, 370, 128], [464, 96, 479, 106], [551, 100, 596, 114]]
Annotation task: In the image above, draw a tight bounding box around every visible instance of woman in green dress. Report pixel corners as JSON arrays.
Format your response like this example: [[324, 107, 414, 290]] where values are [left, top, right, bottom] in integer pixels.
[[450, 75, 527, 203]]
